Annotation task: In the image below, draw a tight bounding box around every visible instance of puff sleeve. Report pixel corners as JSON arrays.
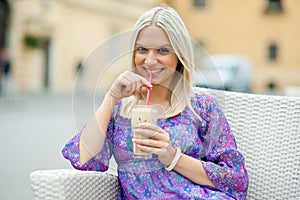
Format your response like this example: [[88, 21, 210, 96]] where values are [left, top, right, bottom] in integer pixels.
[[62, 113, 115, 172], [196, 95, 249, 199]]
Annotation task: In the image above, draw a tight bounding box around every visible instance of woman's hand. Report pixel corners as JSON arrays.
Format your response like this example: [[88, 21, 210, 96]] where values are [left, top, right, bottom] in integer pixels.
[[133, 122, 176, 166], [109, 71, 152, 101]]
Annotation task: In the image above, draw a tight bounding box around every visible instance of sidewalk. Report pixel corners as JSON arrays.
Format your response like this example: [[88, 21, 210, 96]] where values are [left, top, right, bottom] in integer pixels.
[[0, 93, 76, 200]]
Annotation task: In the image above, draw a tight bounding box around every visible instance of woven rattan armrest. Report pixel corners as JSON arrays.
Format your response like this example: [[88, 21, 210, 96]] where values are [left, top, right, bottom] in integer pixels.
[[30, 169, 119, 200]]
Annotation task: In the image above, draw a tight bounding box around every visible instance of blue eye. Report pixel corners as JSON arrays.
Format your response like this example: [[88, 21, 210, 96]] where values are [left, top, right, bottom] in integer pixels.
[[158, 48, 171, 54], [136, 47, 147, 53]]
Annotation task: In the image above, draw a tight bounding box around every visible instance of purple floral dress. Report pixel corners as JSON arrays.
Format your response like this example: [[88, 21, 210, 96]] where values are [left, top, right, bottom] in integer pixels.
[[62, 93, 248, 199]]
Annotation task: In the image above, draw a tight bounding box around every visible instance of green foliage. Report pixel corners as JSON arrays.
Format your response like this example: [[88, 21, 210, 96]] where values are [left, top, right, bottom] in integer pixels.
[[23, 34, 40, 49]]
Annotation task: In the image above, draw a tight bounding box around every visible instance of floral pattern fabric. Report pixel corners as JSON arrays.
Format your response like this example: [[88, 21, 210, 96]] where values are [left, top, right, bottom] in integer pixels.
[[62, 93, 248, 199]]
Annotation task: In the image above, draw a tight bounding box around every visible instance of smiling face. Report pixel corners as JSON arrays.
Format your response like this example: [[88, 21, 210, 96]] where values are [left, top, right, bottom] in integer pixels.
[[134, 25, 179, 86]]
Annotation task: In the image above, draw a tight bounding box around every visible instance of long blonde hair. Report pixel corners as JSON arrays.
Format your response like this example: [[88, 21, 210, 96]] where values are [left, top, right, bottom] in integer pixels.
[[127, 5, 199, 119]]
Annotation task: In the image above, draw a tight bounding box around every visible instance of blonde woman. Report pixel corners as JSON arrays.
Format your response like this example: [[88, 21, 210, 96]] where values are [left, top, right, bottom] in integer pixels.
[[62, 5, 248, 199]]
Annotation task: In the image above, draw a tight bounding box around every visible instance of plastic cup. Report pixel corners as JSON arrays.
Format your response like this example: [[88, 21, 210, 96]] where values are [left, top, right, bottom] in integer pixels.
[[131, 105, 158, 159]]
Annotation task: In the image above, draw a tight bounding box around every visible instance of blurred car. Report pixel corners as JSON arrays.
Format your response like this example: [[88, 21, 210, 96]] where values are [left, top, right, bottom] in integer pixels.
[[194, 54, 252, 93]]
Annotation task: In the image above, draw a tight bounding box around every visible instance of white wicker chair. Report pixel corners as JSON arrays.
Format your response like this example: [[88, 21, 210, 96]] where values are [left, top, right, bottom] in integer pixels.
[[30, 88, 300, 199]]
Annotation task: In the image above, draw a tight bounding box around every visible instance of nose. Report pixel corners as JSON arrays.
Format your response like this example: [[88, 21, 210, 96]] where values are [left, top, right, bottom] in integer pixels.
[[144, 50, 158, 65]]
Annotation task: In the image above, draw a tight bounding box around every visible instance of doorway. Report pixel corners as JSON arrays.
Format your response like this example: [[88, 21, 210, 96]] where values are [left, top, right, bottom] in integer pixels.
[[0, 0, 10, 49]]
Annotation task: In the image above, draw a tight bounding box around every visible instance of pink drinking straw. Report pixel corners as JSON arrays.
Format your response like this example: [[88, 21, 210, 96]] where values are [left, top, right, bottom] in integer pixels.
[[145, 73, 152, 105]]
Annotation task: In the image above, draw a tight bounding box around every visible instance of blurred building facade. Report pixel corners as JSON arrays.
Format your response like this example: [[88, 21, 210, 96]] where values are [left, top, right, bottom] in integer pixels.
[[2, 0, 300, 94], [161, 0, 300, 93], [2, 0, 156, 93]]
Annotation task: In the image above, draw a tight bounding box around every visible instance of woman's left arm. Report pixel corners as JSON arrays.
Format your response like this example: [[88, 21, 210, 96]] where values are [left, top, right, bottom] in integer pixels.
[[135, 121, 248, 195], [179, 95, 249, 198], [135, 123, 248, 198], [173, 144, 248, 194], [173, 153, 214, 186], [134, 95, 248, 198]]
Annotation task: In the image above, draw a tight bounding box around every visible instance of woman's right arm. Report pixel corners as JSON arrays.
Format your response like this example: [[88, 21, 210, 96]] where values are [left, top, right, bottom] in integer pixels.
[[79, 92, 119, 164], [79, 71, 152, 164]]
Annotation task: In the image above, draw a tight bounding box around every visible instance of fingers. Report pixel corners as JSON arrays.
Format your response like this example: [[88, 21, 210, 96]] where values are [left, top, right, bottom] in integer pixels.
[[134, 143, 160, 154], [125, 71, 152, 89], [133, 123, 170, 149], [131, 74, 152, 96], [130, 70, 153, 88], [133, 123, 175, 165], [133, 85, 149, 96], [109, 71, 152, 99], [133, 138, 166, 149], [135, 123, 167, 139], [133, 133, 173, 166]]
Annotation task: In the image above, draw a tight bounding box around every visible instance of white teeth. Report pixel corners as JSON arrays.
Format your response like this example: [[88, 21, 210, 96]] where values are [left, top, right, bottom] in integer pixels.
[[146, 69, 162, 73]]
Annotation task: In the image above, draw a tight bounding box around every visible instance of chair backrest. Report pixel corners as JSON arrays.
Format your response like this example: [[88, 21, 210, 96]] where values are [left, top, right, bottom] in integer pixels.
[[194, 87, 300, 199]]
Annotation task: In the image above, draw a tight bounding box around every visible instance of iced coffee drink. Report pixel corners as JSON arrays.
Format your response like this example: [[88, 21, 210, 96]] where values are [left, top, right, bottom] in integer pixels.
[[132, 105, 158, 159]]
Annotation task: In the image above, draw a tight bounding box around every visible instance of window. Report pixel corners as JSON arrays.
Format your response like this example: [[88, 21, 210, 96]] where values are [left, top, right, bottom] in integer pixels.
[[265, 0, 283, 14], [194, 0, 206, 8], [268, 43, 278, 61]]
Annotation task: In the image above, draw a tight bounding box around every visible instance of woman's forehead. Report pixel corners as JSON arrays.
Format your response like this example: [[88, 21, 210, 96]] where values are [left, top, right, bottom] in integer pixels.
[[135, 26, 171, 47]]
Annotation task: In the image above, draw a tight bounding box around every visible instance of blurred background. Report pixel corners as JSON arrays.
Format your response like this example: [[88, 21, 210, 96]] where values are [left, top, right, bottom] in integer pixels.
[[0, 0, 300, 199]]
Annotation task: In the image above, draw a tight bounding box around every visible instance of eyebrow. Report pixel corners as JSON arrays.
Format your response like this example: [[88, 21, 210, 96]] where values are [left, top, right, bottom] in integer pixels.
[[135, 43, 173, 48]]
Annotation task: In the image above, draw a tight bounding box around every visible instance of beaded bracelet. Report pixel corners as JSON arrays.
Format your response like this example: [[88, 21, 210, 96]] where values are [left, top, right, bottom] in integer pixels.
[[165, 148, 182, 171]]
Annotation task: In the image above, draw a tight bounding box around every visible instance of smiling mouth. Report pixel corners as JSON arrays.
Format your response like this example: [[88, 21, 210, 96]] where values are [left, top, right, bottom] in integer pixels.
[[144, 68, 164, 74]]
